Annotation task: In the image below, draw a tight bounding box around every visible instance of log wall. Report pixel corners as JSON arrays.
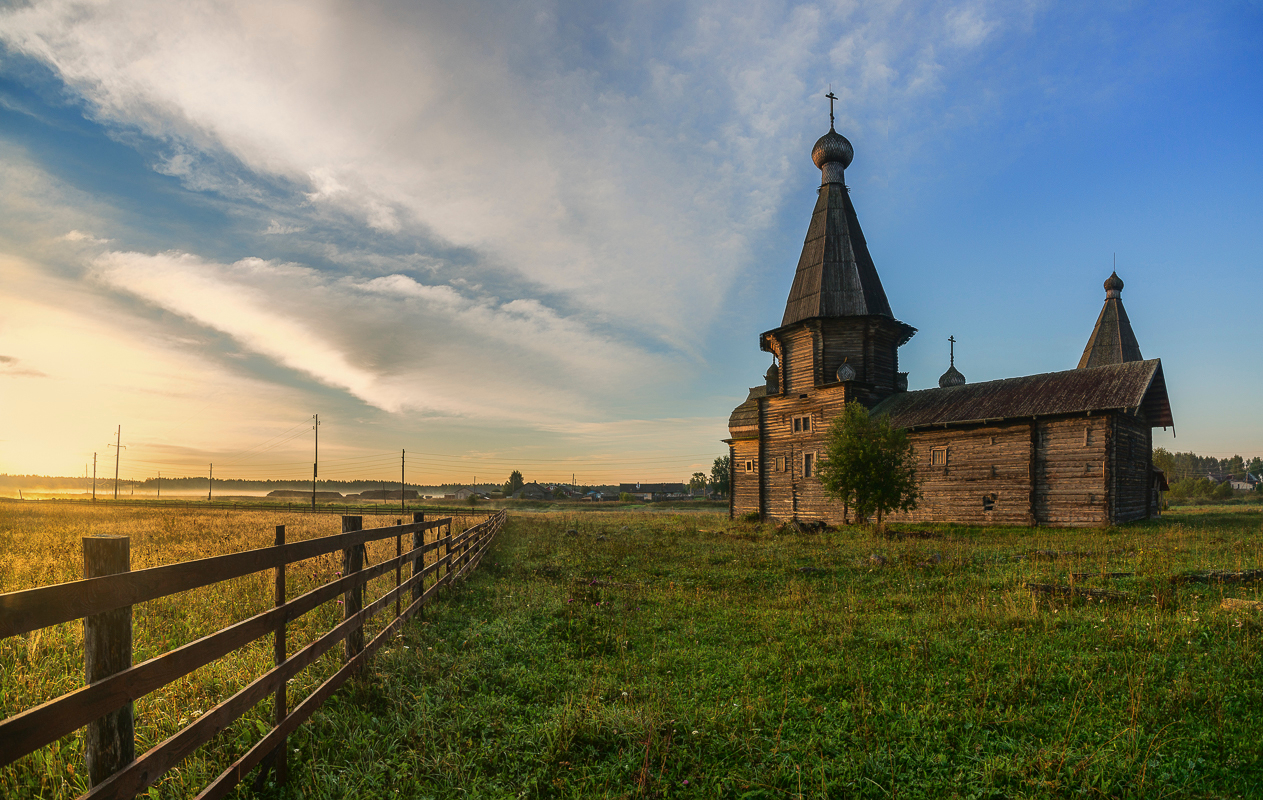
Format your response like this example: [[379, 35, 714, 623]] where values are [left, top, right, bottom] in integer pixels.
[[731, 438, 761, 517], [889, 423, 1036, 525], [1112, 411, 1153, 523], [1033, 416, 1111, 526]]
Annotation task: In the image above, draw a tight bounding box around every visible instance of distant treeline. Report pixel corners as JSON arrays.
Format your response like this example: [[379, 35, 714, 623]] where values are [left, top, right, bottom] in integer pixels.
[[1152, 450, 1262, 482]]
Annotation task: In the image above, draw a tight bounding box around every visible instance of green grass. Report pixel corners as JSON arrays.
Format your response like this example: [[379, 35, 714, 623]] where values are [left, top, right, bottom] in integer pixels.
[[5, 504, 1263, 798], [290, 507, 1263, 799]]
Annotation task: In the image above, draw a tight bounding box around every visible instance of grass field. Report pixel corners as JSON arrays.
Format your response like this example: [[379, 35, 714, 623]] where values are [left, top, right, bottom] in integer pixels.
[[3, 504, 1263, 798]]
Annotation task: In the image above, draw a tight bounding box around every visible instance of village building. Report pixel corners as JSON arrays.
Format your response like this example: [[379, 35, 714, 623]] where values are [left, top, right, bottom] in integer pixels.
[[726, 117, 1173, 527], [618, 482, 690, 502]]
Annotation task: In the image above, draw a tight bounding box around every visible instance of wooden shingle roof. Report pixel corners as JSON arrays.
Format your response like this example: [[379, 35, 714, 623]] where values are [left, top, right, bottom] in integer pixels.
[[1078, 273, 1144, 368], [727, 386, 767, 439], [870, 359, 1173, 429], [781, 182, 893, 327]]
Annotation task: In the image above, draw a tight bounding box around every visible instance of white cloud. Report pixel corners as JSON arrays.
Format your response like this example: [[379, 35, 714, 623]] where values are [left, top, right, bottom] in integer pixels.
[[0, 0, 1026, 355], [264, 219, 305, 235], [88, 248, 670, 422], [62, 229, 111, 244]]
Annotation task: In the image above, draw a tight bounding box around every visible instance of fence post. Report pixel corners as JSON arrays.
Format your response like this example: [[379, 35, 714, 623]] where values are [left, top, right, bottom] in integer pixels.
[[395, 519, 402, 620], [271, 525, 288, 786], [411, 512, 425, 603], [341, 516, 365, 673], [83, 535, 134, 789]]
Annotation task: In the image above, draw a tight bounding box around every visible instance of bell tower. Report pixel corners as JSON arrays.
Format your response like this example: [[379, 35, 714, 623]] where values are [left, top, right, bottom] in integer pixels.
[[759, 113, 915, 405]]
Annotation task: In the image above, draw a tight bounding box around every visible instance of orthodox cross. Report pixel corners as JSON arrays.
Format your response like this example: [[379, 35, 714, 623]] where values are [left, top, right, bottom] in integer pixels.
[[948, 335, 956, 366], [825, 90, 838, 129]]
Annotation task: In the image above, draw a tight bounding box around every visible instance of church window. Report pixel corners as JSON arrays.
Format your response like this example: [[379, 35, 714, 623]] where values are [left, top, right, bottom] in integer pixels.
[[803, 452, 815, 478], [776, 456, 786, 472], [745, 460, 754, 472], [983, 494, 996, 512], [930, 447, 948, 467], [793, 415, 812, 433]]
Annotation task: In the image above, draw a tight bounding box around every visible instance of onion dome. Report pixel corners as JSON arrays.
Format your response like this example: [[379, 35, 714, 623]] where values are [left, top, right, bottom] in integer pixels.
[[836, 358, 856, 382], [1104, 271, 1124, 299], [938, 364, 965, 388], [764, 361, 780, 392], [812, 128, 854, 170], [938, 335, 965, 387]]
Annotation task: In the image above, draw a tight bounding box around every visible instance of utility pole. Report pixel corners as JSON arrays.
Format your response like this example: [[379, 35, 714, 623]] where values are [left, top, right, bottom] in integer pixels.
[[208, 463, 213, 501], [312, 414, 320, 511], [157, 471, 161, 501], [92, 453, 97, 502], [108, 426, 125, 500], [401, 449, 406, 515]]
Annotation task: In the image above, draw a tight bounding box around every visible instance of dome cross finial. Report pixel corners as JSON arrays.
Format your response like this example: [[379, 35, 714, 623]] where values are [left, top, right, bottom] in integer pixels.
[[825, 89, 838, 130], [949, 334, 956, 366]]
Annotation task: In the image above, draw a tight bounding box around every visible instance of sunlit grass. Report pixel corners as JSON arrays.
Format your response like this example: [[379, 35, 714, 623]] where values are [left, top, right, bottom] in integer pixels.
[[291, 506, 1263, 798]]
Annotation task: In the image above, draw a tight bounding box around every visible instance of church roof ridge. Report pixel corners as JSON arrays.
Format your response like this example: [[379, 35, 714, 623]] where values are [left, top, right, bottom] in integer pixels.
[[870, 358, 1173, 429]]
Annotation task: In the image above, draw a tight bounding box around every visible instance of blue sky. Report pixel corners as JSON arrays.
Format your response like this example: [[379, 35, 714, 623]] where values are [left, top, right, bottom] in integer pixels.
[[0, 0, 1259, 485]]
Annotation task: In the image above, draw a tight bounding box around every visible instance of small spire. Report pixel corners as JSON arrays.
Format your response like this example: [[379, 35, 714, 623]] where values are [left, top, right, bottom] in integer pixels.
[[938, 335, 966, 387], [1078, 271, 1142, 368]]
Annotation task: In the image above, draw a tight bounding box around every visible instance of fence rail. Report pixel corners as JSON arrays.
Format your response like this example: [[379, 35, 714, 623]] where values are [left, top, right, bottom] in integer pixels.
[[0, 509, 508, 799]]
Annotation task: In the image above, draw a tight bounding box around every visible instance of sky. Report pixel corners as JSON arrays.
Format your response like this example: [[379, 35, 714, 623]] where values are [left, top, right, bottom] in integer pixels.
[[0, 0, 1260, 487]]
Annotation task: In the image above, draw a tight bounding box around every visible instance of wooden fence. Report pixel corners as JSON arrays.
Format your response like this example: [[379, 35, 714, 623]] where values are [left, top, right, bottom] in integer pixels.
[[0, 509, 508, 799]]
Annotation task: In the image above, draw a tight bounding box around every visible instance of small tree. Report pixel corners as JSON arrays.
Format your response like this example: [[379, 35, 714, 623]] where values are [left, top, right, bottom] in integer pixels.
[[816, 401, 919, 526], [689, 472, 707, 495], [505, 470, 524, 497], [709, 455, 731, 497]]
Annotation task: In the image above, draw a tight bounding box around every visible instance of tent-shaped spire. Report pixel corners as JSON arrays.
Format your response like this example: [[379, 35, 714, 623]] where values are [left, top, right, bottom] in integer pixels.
[[781, 128, 893, 327], [1077, 271, 1143, 369]]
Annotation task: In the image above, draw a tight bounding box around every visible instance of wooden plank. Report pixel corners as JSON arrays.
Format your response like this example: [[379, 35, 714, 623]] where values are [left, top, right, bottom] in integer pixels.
[[0, 518, 451, 639]]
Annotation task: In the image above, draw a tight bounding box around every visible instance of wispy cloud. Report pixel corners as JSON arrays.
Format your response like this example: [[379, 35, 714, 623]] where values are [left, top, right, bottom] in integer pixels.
[[0, 354, 47, 378]]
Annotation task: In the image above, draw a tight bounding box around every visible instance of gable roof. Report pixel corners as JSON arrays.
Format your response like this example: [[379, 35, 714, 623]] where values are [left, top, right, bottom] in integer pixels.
[[781, 182, 893, 327], [870, 359, 1173, 429]]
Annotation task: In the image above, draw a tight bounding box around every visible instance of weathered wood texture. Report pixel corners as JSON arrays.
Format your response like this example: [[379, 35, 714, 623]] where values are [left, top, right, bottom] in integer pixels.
[[731, 439, 761, 516], [341, 516, 366, 672], [747, 410, 1145, 527], [1111, 411, 1153, 523], [0, 511, 507, 800], [83, 536, 134, 788]]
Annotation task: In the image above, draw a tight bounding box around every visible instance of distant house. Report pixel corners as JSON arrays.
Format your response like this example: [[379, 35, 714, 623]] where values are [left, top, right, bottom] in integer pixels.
[[514, 482, 548, 500], [452, 487, 477, 500], [1229, 474, 1258, 491], [618, 482, 689, 501], [358, 489, 419, 500]]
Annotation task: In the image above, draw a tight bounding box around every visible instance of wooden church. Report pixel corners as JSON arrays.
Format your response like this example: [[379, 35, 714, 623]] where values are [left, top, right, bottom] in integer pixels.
[[725, 117, 1173, 527]]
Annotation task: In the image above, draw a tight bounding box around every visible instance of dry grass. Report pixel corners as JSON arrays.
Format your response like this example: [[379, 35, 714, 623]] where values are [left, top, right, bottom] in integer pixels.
[[0, 502, 474, 799]]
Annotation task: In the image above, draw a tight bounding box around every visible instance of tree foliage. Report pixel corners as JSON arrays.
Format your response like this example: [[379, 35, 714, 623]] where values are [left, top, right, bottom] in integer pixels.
[[504, 470, 524, 497], [689, 472, 707, 494], [710, 455, 731, 497], [817, 401, 919, 525]]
